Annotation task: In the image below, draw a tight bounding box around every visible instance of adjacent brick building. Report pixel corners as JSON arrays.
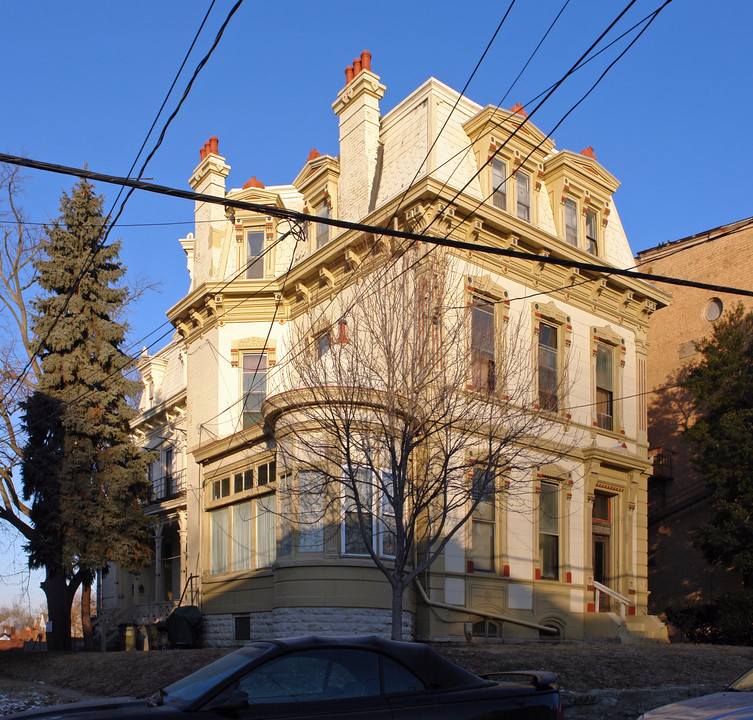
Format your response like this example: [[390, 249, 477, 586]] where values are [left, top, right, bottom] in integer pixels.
[[636, 217, 753, 614]]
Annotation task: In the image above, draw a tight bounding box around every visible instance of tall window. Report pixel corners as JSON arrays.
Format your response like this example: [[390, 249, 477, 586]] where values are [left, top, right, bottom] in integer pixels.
[[242, 353, 267, 428], [585, 209, 598, 255], [232, 501, 254, 571], [246, 230, 265, 279], [539, 481, 559, 580], [491, 158, 507, 210], [342, 468, 395, 558], [516, 172, 531, 221], [164, 447, 174, 497], [538, 322, 558, 411], [470, 467, 495, 572], [596, 344, 614, 430], [210, 508, 230, 575], [316, 204, 330, 249], [297, 470, 324, 552], [210, 496, 277, 575], [255, 495, 277, 568], [564, 199, 578, 246], [471, 297, 495, 393]]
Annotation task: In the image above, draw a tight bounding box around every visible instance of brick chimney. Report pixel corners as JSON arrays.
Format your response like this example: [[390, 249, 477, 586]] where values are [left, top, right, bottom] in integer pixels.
[[187, 136, 231, 286], [332, 50, 385, 222]]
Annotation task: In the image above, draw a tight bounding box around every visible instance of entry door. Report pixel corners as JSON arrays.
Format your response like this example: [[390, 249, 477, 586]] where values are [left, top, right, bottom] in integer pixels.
[[593, 533, 610, 611]]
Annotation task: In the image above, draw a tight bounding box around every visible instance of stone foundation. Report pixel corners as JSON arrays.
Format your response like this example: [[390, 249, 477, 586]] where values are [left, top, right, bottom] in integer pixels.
[[202, 607, 414, 647]]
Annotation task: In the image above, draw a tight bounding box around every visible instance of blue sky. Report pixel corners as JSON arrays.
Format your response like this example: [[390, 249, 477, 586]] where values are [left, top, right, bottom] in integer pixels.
[[1, 0, 751, 607]]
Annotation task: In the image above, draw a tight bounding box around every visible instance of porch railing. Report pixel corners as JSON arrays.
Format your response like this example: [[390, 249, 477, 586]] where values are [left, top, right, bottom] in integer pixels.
[[593, 580, 632, 619], [149, 468, 186, 503]]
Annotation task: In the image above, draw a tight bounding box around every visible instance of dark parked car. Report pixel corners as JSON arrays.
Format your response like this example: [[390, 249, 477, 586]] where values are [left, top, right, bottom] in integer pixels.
[[639, 665, 753, 719], [10, 635, 563, 719]]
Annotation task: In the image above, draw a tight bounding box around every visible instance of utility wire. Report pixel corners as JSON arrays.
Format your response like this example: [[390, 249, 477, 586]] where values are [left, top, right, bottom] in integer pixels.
[[2, 151, 748, 299], [0, 0, 245, 414]]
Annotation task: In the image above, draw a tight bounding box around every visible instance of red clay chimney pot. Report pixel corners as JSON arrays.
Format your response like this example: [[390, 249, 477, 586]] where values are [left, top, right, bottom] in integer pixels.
[[510, 103, 528, 117], [307, 147, 321, 161], [360, 50, 371, 72], [242, 175, 265, 189], [209, 136, 219, 156], [345, 65, 354, 84], [580, 146, 597, 160], [353, 57, 362, 75]]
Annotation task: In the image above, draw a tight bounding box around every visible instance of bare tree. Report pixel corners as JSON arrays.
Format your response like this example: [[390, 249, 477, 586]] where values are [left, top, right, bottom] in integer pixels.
[[0, 164, 41, 554], [265, 245, 575, 640]]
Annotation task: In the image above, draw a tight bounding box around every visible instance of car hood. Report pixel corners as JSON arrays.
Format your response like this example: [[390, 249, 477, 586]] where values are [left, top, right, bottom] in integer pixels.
[[642, 691, 753, 719], [7, 697, 151, 720]]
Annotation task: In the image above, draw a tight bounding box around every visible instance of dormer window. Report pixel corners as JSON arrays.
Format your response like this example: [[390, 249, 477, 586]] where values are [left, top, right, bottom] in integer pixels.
[[516, 171, 531, 222], [491, 158, 507, 210], [246, 230, 265, 279], [564, 198, 578, 247], [585, 210, 598, 256], [316, 203, 331, 249]]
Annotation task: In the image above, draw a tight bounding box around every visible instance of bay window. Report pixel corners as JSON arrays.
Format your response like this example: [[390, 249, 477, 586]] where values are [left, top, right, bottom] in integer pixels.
[[342, 468, 396, 558]]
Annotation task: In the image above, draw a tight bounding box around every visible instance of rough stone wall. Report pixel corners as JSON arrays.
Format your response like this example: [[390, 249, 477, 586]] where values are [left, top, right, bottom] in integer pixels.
[[202, 608, 415, 647]]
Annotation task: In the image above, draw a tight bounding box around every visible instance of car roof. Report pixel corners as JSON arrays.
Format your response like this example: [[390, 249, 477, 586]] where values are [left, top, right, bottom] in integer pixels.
[[244, 635, 486, 690]]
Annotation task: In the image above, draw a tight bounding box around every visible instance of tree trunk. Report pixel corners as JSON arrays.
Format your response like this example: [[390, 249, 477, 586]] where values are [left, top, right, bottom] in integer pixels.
[[391, 582, 405, 641], [82, 582, 93, 651], [41, 569, 74, 651]]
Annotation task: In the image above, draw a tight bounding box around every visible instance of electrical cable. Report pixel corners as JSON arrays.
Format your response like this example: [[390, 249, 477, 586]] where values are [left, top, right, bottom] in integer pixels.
[[2, 150, 748, 299], [0, 0, 245, 415]]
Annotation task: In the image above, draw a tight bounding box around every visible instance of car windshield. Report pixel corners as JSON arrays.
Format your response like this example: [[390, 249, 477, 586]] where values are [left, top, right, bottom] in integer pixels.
[[163, 643, 273, 704], [729, 667, 753, 692]]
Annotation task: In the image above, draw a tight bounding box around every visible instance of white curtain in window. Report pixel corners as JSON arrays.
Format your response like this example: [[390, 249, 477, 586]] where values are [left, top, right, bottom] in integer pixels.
[[256, 495, 277, 568], [232, 501, 254, 571], [210, 508, 229, 575]]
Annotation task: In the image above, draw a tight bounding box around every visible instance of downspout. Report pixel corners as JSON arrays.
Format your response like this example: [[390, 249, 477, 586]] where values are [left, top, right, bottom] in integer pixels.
[[414, 577, 558, 635]]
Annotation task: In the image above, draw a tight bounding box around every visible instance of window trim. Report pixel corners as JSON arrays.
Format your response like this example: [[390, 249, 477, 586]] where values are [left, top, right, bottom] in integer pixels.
[[533, 303, 571, 415], [208, 491, 277, 576], [535, 475, 566, 582], [591, 327, 625, 433], [245, 228, 266, 280], [469, 465, 496, 573]]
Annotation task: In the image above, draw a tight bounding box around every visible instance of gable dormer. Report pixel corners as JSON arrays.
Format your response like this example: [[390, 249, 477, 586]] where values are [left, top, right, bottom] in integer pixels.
[[293, 148, 340, 252], [463, 105, 555, 230], [543, 148, 619, 258]]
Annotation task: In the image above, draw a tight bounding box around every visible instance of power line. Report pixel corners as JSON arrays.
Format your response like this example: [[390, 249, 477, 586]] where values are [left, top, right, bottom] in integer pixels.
[[0, 0, 245, 415], [5, 150, 749, 299]]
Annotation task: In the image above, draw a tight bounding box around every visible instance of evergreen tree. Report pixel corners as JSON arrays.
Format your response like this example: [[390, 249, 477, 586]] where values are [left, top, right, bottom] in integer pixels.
[[21, 180, 151, 651], [682, 303, 753, 585]]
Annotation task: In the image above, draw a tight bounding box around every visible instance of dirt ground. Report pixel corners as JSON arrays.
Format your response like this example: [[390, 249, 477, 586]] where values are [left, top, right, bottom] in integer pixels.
[[1, 642, 752, 718]]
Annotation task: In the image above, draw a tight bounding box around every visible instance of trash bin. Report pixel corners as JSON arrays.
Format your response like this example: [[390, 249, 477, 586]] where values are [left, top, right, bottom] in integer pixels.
[[166, 606, 202, 648]]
